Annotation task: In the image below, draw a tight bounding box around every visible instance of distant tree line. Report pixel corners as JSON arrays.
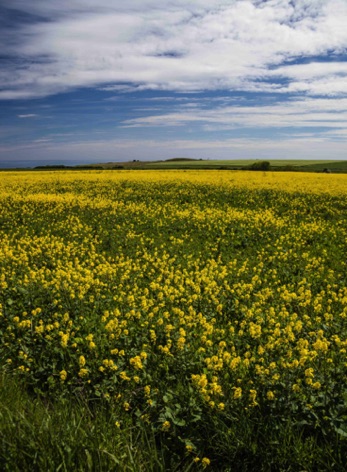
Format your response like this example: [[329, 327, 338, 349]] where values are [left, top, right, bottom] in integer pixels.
[[34, 165, 95, 170]]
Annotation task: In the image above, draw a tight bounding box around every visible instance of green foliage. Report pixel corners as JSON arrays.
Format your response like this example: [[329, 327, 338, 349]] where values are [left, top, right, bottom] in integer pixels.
[[0, 373, 168, 472], [249, 161, 271, 171], [1, 372, 346, 471]]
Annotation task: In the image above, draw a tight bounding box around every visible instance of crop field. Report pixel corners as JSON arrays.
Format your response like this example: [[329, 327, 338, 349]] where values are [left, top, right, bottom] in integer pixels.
[[1, 170, 347, 470], [86, 158, 347, 172], [145, 159, 343, 169], [58, 158, 347, 172]]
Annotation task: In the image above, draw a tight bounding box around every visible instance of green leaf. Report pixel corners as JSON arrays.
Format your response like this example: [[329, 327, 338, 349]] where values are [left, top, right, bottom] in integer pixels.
[[335, 427, 347, 438]]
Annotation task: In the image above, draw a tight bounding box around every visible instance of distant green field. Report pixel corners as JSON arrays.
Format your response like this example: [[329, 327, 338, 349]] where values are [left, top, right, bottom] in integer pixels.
[[4, 158, 345, 173], [144, 159, 347, 172], [299, 160, 347, 172]]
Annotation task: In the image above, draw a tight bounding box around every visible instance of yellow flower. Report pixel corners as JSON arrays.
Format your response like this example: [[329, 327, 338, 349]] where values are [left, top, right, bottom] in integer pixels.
[[35, 325, 45, 334], [305, 368, 314, 378], [78, 368, 89, 378], [249, 389, 258, 406], [161, 420, 171, 431], [79, 355, 86, 367], [120, 371, 131, 381], [202, 457, 211, 467], [60, 370, 67, 381], [60, 333, 69, 347], [129, 356, 143, 370]]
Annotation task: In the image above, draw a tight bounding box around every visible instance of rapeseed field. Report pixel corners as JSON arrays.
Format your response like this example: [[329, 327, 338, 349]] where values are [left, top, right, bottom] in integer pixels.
[[1, 170, 347, 470]]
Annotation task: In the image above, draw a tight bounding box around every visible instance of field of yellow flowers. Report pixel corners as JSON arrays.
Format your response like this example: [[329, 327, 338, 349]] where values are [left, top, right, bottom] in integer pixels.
[[1, 169, 347, 470]]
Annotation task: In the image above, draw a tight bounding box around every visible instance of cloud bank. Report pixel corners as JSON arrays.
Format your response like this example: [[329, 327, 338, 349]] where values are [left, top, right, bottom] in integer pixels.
[[1, 0, 347, 99]]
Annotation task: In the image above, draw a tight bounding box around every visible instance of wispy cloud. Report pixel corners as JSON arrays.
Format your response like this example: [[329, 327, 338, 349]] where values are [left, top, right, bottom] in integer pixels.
[[1, 0, 347, 99], [120, 97, 347, 132], [2, 134, 346, 163], [17, 114, 38, 118]]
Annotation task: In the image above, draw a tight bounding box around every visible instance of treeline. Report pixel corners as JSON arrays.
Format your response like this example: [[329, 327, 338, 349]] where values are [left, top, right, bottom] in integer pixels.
[[34, 165, 96, 170]]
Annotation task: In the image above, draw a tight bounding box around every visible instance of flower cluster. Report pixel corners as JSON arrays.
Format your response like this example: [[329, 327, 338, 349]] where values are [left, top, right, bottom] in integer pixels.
[[1, 169, 347, 458]]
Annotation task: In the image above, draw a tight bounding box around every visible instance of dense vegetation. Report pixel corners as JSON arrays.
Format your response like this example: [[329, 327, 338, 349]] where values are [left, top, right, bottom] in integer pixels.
[[1, 170, 347, 471]]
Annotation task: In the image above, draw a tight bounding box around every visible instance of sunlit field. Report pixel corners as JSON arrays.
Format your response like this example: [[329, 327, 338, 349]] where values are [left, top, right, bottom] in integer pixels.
[[1, 170, 347, 471]]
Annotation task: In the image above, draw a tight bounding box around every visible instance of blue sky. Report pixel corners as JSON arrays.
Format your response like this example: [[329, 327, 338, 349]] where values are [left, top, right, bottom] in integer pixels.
[[1, 0, 347, 167]]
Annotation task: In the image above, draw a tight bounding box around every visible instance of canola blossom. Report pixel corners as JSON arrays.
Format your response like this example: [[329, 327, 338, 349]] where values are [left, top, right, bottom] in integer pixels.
[[1, 169, 347, 448]]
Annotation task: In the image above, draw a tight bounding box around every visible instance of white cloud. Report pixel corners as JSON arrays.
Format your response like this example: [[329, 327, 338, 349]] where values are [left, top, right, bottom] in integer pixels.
[[270, 61, 347, 95], [119, 97, 347, 132], [1, 0, 347, 99], [273, 62, 347, 80], [17, 114, 37, 118]]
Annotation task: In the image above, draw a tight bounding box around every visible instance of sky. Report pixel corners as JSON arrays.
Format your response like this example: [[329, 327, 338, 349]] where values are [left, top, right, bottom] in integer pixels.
[[1, 0, 347, 167]]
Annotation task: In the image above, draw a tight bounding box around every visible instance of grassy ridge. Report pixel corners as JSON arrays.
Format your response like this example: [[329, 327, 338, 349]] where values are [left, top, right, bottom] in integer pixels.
[[82, 159, 347, 172], [2, 159, 347, 173], [146, 159, 347, 171]]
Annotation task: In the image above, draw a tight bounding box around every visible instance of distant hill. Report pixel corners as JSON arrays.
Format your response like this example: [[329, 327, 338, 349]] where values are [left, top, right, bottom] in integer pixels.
[[84, 158, 347, 172], [164, 158, 199, 162], [2, 158, 347, 172]]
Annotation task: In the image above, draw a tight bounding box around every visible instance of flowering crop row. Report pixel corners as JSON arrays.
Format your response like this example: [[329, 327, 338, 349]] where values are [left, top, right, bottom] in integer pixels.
[[1, 170, 347, 458]]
